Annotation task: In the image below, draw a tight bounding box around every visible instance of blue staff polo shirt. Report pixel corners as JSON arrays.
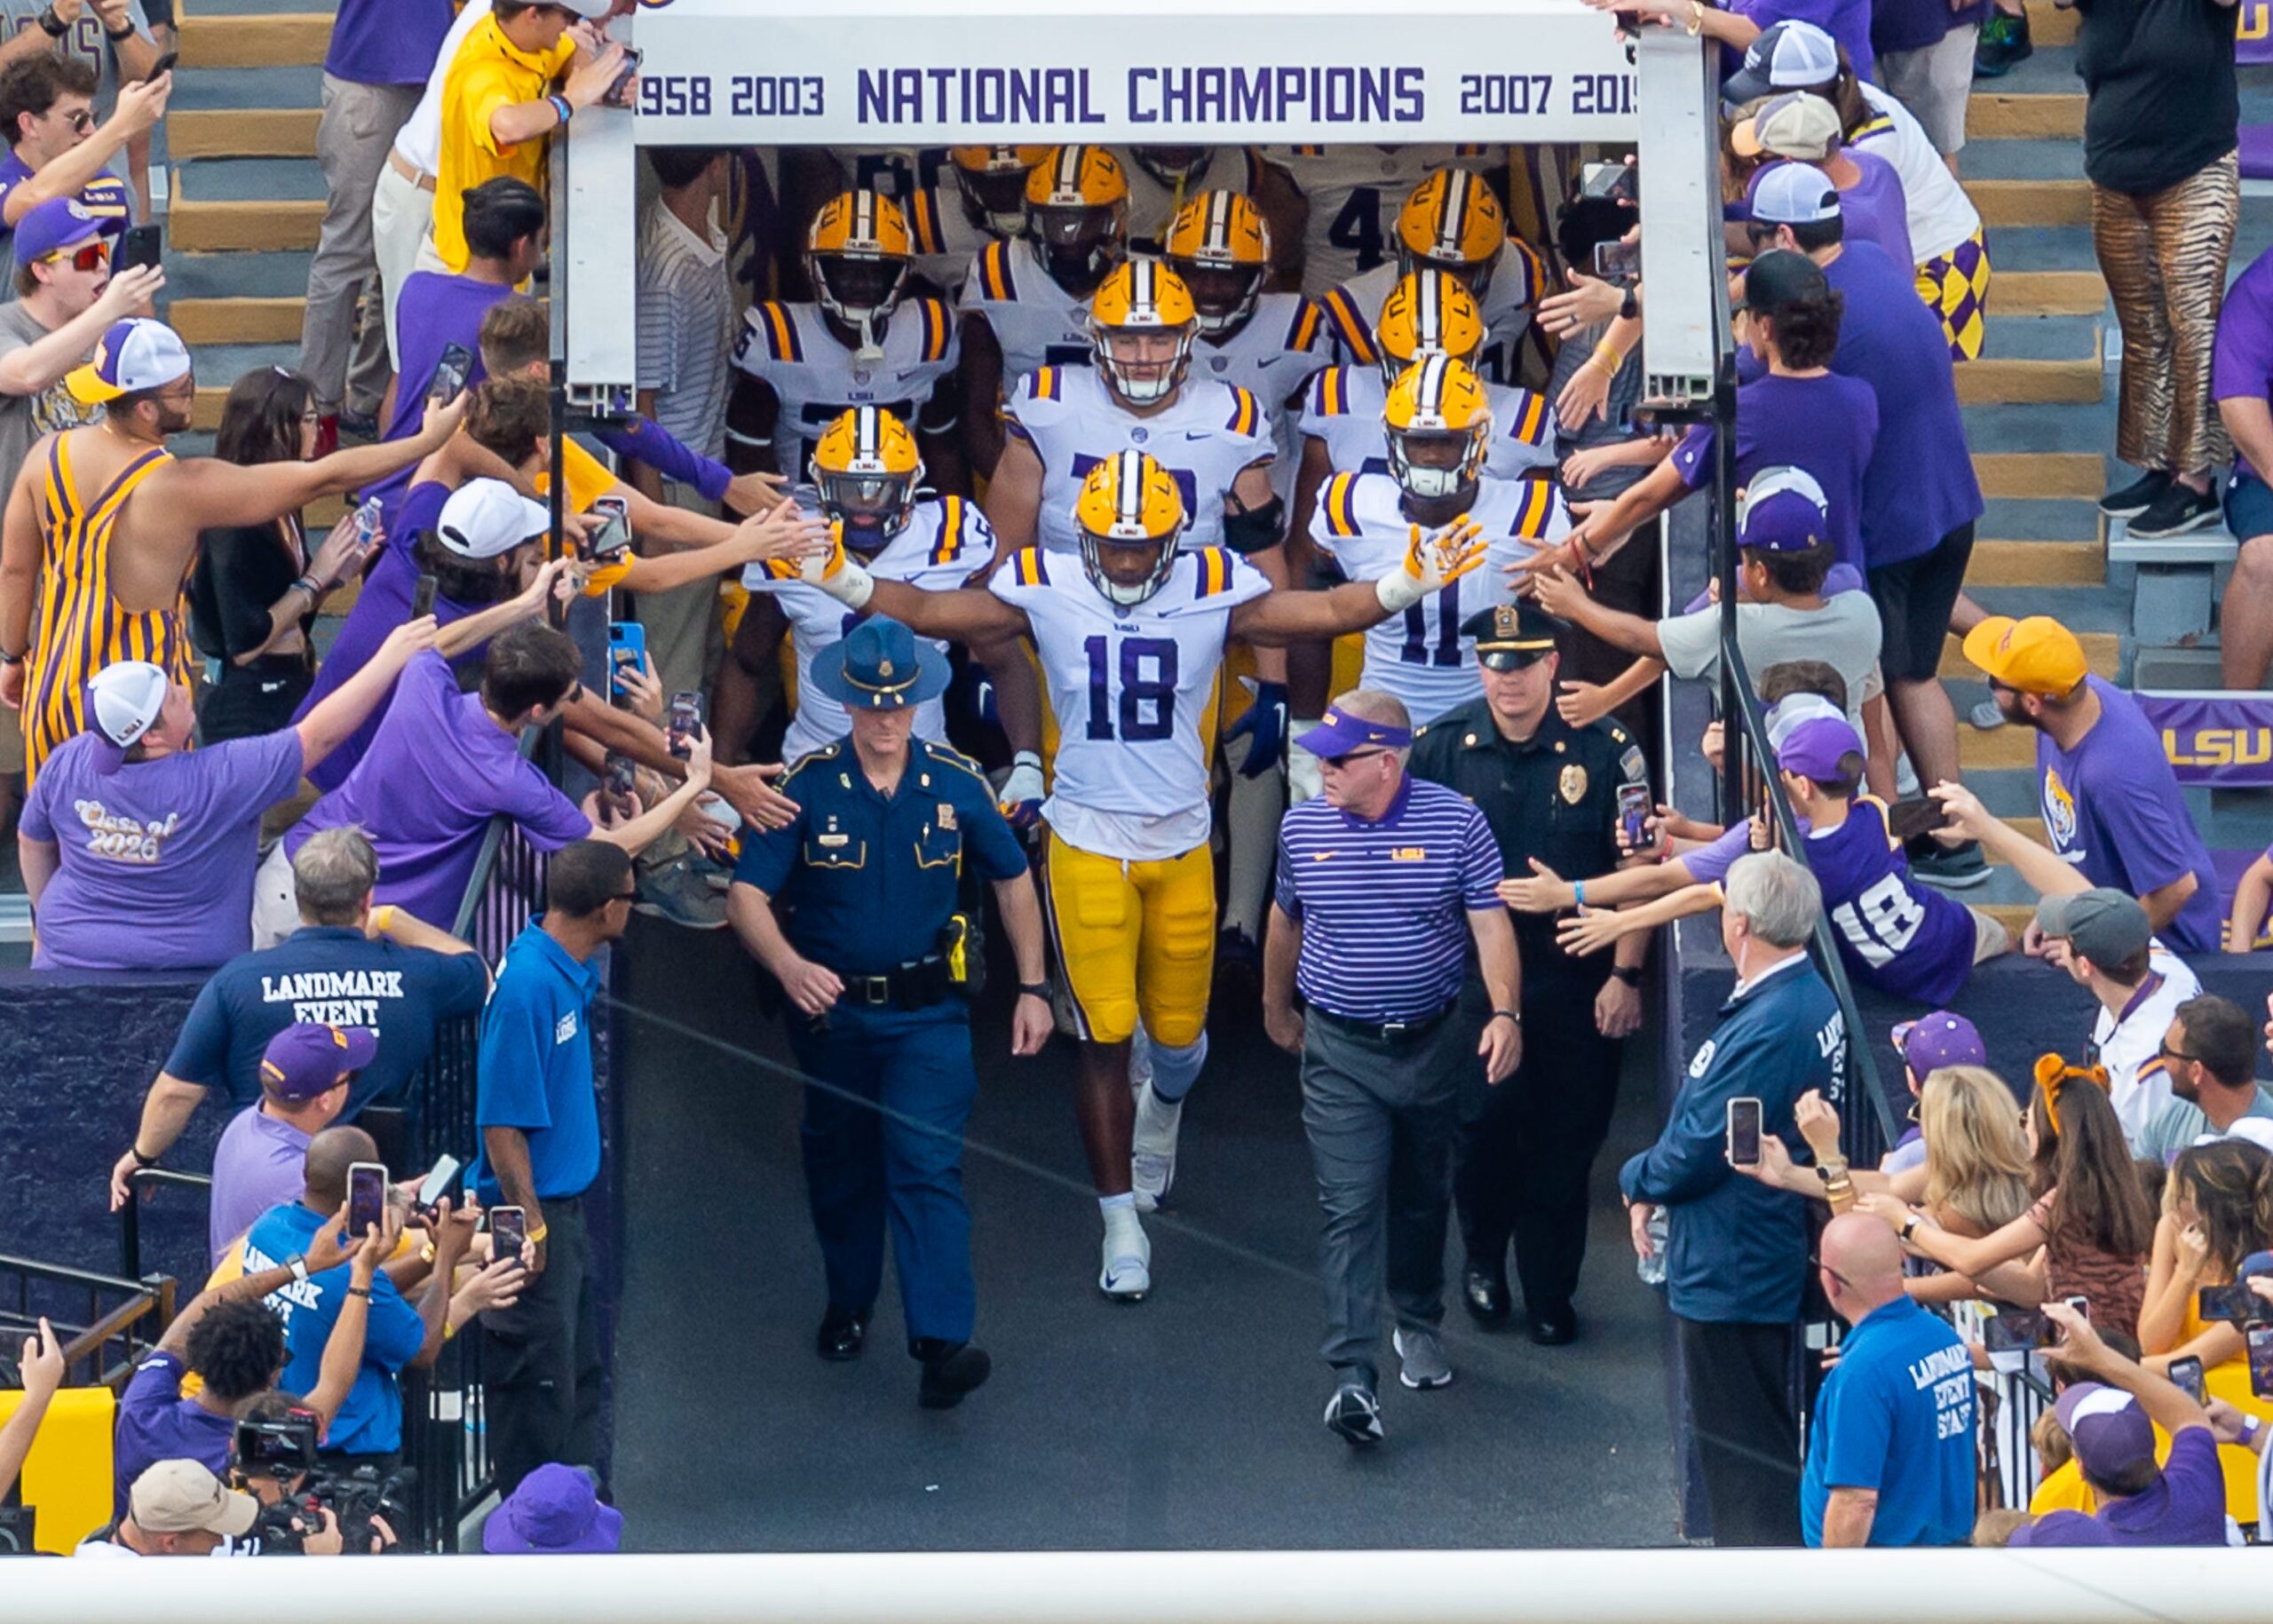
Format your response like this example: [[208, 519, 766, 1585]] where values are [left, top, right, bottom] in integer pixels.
[[243, 1202, 429, 1458], [1801, 1295, 1977, 1546], [471, 922, 604, 1205]]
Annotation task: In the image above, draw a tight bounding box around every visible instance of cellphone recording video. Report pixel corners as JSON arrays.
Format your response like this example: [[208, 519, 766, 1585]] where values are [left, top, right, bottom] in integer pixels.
[[1593, 238, 1641, 286], [118, 223, 162, 276], [2198, 1282, 2260, 1323], [604, 752, 638, 812], [1981, 1304, 2051, 1353], [142, 50, 178, 83], [587, 496, 631, 559], [2251, 1324, 2273, 1400], [429, 342, 473, 404], [489, 1205, 527, 1266], [2168, 1354, 2206, 1405], [1616, 781, 1652, 852], [346, 1161, 387, 1240], [411, 572, 438, 622], [1725, 1097, 1762, 1169], [414, 1153, 460, 1218], [668, 690, 702, 759], [1580, 159, 1637, 204]]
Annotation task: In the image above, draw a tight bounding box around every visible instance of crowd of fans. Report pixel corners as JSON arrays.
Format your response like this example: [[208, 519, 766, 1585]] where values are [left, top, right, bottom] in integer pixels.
[[0, 0, 2268, 1559]]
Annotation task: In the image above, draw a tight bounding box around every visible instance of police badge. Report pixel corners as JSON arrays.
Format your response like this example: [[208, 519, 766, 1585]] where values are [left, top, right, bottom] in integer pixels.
[[1559, 764, 1588, 804]]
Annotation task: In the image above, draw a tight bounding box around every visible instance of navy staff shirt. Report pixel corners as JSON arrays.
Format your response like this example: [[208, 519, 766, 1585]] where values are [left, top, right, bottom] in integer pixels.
[[733, 737, 1028, 976]]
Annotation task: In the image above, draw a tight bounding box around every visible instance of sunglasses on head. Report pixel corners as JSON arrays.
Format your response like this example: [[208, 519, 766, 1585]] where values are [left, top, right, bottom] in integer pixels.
[[44, 241, 107, 273]]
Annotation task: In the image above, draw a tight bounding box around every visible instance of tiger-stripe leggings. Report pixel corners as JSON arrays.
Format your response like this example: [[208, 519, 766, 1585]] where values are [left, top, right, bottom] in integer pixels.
[[2093, 148, 2239, 476]]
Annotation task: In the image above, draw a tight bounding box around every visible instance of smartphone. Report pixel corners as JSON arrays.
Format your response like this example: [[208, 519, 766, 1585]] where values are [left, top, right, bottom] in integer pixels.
[[668, 690, 701, 759], [141, 49, 178, 83], [607, 620, 646, 699], [488, 1205, 527, 1266], [429, 341, 473, 404], [2252, 1324, 2273, 1400], [1725, 1097, 1762, 1169], [604, 751, 638, 799], [411, 572, 438, 621], [587, 495, 631, 559], [1982, 1304, 2051, 1353], [2168, 1354, 2206, 1405], [413, 1153, 461, 1218], [608, 45, 644, 105], [1617, 781, 1652, 852], [1581, 160, 1637, 204], [346, 1161, 388, 1241], [2199, 1282, 2260, 1323], [118, 222, 162, 275], [1593, 238, 1641, 285]]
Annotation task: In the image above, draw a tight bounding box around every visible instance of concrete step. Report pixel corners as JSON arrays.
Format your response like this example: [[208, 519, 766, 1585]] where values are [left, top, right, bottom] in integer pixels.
[[1959, 725, 2039, 772], [1981, 496, 2105, 543], [1978, 312, 2100, 361], [1974, 452, 2102, 500], [174, 296, 305, 345], [1962, 398, 2115, 455], [188, 0, 340, 14], [173, 155, 326, 202], [1954, 352, 2103, 407], [2025, 0, 2079, 45], [180, 12, 331, 69], [1938, 628, 2119, 681], [170, 173, 322, 251], [1968, 91, 2083, 141], [1967, 178, 2093, 227], [1991, 270, 2106, 318], [170, 107, 320, 160], [1985, 226, 2100, 275], [167, 248, 313, 300], [165, 65, 323, 111], [1966, 538, 2104, 586]]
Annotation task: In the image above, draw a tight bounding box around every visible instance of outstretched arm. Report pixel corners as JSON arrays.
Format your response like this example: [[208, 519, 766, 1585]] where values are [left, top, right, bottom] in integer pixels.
[[152, 396, 467, 534], [1232, 519, 1488, 646]]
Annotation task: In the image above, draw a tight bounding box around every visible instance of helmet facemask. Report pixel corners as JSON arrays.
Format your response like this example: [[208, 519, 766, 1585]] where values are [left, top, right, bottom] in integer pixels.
[[1079, 527, 1179, 607], [1029, 202, 1125, 289], [1388, 425, 1486, 502], [1129, 147, 1211, 189], [1170, 258, 1264, 337], [814, 465, 921, 552], [954, 165, 1032, 237]]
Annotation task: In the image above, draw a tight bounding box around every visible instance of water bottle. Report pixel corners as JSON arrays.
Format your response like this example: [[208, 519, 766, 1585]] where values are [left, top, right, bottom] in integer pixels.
[[1635, 1206, 1669, 1287]]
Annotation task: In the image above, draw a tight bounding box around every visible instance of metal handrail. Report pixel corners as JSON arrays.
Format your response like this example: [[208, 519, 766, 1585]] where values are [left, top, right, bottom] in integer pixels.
[[0, 1253, 173, 1390], [118, 1167, 213, 1284]]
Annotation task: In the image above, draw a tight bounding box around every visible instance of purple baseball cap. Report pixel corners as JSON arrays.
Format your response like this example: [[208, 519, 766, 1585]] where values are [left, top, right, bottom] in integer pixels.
[[1738, 465, 1829, 554], [14, 196, 105, 267], [1892, 1010, 1986, 1081], [483, 1464, 623, 1553], [1295, 704, 1412, 762], [1775, 715, 1863, 783], [2052, 1382, 2158, 1483], [258, 1021, 377, 1104]]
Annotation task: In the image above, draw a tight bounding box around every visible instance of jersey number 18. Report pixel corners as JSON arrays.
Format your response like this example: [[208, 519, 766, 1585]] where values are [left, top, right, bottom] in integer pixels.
[[1083, 635, 1179, 742]]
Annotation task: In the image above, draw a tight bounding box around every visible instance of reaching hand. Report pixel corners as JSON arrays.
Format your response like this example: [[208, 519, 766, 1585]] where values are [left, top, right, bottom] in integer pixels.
[[733, 502, 832, 566], [1794, 1089, 1842, 1161], [996, 750, 1045, 829], [2041, 1298, 2109, 1369], [1556, 903, 1631, 957], [1498, 858, 1574, 915], [1223, 680, 1287, 778], [713, 761, 796, 830], [97, 263, 164, 322], [375, 614, 440, 667], [19, 1317, 64, 1404], [1556, 359, 1614, 433], [1528, 564, 1591, 622], [1401, 517, 1487, 591], [1537, 269, 1623, 339], [724, 469, 790, 517], [614, 650, 664, 723], [457, 1256, 527, 1320], [1853, 1191, 1911, 1232], [112, 69, 170, 137], [1560, 444, 1621, 491], [1924, 780, 1994, 846]]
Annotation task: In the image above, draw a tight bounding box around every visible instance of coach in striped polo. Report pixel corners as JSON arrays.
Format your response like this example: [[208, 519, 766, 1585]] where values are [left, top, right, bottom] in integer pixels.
[[1263, 689, 1522, 1449]]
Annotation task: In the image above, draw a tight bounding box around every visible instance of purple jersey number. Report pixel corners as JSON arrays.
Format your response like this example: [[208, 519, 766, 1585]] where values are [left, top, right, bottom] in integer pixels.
[[1082, 634, 1179, 742]]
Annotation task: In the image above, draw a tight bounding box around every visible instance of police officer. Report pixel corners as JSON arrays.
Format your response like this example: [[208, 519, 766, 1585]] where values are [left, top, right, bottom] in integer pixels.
[[726, 616, 1052, 1410], [1409, 603, 1650, 1345]]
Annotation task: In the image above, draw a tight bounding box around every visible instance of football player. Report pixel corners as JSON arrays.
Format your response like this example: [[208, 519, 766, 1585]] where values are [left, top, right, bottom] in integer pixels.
[[716, 407, 991, 766], [1256, 144, 1501, 297], [728, 189, 967, 500], [1308, 356, 1572, 727], [903, 146, 1052, 298], [1317, 168, 1548, 386], [1110, 146, 1300, 274], [792, 449, 1486, 1299], [958, 145, 1129, 476]]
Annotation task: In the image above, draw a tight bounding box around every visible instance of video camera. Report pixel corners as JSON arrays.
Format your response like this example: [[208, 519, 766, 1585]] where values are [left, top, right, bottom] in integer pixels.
[[234, 1413, 416, 1555]]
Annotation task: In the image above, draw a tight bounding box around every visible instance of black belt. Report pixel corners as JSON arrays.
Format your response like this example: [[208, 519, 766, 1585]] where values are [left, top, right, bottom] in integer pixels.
[[830, 956, 951, 1011], [1312, 1001, 1458, 1044]]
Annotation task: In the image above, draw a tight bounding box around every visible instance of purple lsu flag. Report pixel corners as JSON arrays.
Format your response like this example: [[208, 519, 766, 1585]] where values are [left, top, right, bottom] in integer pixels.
[[2244, 2, 2273, 65], [2139, 691, 2273, 785]]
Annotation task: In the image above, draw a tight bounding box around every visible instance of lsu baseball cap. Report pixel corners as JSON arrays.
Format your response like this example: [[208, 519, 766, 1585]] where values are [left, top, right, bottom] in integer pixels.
[[437, 479, 551, 561], [2034, 887, 2152, 966], [1961, 614, 2088, 695], [1733, 92, 1844, 161], [1738, 464, 1829, 553], [259, 1021, 378, 1104], [1746, 162, 1842, 226], [1892, 1010, 1986, 1078], [1460, 602, 1561, 670], [1724, 20, 1842, 104], [67, 316, 191, 405], [14, 196, 105, 266], [1776, 715, 1864, 782], [87, 660, 168, 749], [130, 1459, 260, 1539]]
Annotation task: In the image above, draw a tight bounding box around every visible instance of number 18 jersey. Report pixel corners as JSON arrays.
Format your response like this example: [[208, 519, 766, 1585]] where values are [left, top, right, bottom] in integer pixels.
[[1809, 796, 1979, 1006], [990, 544, 1269, 862], [1311, 470, 1569, 726]]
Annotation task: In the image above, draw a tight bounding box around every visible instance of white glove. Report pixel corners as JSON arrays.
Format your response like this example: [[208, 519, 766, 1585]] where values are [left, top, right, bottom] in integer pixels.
[[997, 749, 1045, 828], [1376, 518, 1485, 614]]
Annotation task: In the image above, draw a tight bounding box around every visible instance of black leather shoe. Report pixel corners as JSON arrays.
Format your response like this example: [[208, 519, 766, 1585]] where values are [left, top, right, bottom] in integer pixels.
[[913, 1338, 991, 1409], [816, 1308, 867, 1362], [1528, 1311, 1579, 1347], [1462, 1266, 1511, 1326]]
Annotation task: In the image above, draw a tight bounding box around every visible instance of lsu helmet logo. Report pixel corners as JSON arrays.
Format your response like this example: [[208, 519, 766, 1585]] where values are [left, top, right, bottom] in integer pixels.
[[2041, 766, 2079, 853]]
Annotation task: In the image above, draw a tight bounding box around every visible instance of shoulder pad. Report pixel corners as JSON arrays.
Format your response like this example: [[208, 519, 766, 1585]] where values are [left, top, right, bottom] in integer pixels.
[[1223, 384, 1263, 439], [974, 239, 1018, 302], [1287, 298, 1327, 355], [1023, 366, 1064, 405], [1309, 367, 1350, 417], [745, 301, 803, 364], [1319, 471, 1364, 538], [1318, 286, 1376, 363], [915, 296, 954, 364], [905, 187, 947, 253]]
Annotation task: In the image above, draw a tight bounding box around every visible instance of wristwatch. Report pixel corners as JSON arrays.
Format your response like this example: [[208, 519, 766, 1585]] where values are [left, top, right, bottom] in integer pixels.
[[1489, 1010, 1522, 1026], [1619, 289, 1640, 321], [105, 18, 137, 39], [286, 1254, 311, 1283], [1814, 1160, 1849, 1184], [36, 7, 68, 37], [1610, 965, 1643, 987], [1900, 1214, 1921, 1243]]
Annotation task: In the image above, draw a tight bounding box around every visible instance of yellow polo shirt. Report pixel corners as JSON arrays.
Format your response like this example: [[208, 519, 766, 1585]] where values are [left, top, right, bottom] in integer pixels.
[[433, 14, 574, 272]]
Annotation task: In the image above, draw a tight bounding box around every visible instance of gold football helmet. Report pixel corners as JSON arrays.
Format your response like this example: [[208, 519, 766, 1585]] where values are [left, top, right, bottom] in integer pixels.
[[948, 145, 1051, 236], [1374, 270, 1488, 391], [1026, 145, 1129, 287], [1073, 448, 1186, 607], [810, 406, 924, 550], [1163, 189, 1271, 337], [804, 189, 912, 356], [1394, 168, 1506, 297], [1383, 355, 1493, 502], [1089, 259, 1198, 407]]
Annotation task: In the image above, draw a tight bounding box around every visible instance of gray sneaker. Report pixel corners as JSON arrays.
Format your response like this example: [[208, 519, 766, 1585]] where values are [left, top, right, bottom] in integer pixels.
[[1323, 1379, 1384, 1447], [633, 858, 729, 930], [1393, 1327, 1453, 1390], [1969, 698, 2007, 731]]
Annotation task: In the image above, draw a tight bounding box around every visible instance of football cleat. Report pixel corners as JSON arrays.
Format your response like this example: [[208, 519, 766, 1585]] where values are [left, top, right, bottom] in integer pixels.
[[1131, 1079, 1183, 1214]]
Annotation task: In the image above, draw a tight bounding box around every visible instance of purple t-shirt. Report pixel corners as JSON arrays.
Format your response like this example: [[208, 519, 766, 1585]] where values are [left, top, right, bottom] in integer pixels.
[[288, 651, 590, 929], [208, 1105, 312, 1267], [297, 482, 488, 792], [1809, 796, 1978, 1003], [22, 730, 303, 970], [111, 1350, 236, 1518], [1840, 151, 1914, 273], [2016, 1429, 2228, 1546], [1675, 369, 1880, 571], [1683, 821, 1756, 887], [0, 152, 128, 263], [325, 0, 456, 87], [2039, 676, 2225, 955], [2212, 244, 2273, 486], [1726, 0, 1875, 81], [365, 273, 511, 538]]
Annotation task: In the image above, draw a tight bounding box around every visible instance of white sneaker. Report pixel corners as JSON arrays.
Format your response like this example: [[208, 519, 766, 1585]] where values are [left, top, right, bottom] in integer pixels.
[[1130, 1081, 1183, 1213], [1100, 1214, 1152, 1301]]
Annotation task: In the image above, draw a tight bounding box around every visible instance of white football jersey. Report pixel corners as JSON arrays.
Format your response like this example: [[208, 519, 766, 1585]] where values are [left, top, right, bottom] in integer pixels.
[[1301, 364, 1556, 482], [1310, 469, 1570, 725], [957, 236, 1097, 384], [1257, 144, 1501, 296], [1111, 147, 1264, 257], [902, 183, 996, 298], [1003, 365, 1276, 557], [742, 495, 992, 763], [1189, 293, 1333, 506], [732, 297, 961, 485], [828, 147, 951, 207], [991, 543, 1270, 861], [1317, 244, 1548, 385]]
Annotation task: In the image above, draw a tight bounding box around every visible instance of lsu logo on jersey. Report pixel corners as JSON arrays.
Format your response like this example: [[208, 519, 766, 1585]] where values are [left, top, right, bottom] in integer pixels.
[[2041, 766, 2079, 856]]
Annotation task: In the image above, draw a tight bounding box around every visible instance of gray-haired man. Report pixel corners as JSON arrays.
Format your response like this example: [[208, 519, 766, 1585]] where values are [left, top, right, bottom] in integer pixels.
[[110, 828, 491, 1203]]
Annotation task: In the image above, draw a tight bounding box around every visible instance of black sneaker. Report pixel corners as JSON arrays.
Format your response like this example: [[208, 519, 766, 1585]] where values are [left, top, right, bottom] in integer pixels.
[[2099, 469, 2172, 519], [1908, 838, 1992, 890], [914, 1338, 991, 1409], [1973, 7, 2032, 76], [2126, 480, 2222, 539], [1323, 1378, 1385, 1448]]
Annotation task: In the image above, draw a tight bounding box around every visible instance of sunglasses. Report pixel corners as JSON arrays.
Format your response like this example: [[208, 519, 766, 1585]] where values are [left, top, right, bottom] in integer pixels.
[[607, 888, 638, 905], [59, 107, 93, 134], [44, 241, 108, 273], [1322, 748, 1392, 768]]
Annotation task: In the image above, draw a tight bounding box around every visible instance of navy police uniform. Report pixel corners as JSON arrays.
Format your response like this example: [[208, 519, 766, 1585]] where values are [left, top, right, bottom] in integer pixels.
[[733, 620, 1027, 1374], [1408, 603, 1649, 1340]]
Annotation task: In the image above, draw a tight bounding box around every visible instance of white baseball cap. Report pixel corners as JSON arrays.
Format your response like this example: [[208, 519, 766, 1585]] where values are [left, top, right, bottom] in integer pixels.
[[437, 479, 552, 561], [87, 660, 169, 749], [1765, 691, 1844, 749], [550, 0, 614, 18], [67, 317, 193, 406]]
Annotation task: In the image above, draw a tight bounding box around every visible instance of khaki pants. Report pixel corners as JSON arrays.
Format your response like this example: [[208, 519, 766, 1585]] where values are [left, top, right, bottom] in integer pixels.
[[371, 158, 437, 368]]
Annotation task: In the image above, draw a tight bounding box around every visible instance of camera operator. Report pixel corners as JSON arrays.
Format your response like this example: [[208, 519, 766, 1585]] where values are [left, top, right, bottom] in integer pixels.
[[77, 1461, 262, 1558], [229, 1395, 401, 1555]]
